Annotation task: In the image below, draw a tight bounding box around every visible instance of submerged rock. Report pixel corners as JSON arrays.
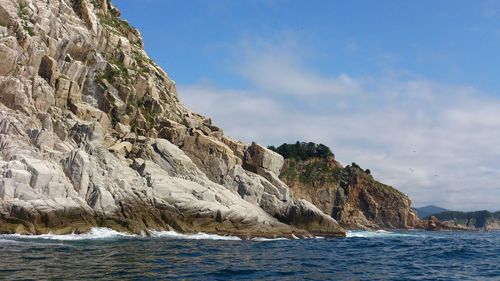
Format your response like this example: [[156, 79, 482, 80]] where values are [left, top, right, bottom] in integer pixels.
[[0, 0, 344, 238]]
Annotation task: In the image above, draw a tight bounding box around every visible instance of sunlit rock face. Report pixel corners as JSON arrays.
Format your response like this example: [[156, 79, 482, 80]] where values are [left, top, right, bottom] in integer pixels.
[[274, 143, 420, 230], [0, 0, 344, 237]]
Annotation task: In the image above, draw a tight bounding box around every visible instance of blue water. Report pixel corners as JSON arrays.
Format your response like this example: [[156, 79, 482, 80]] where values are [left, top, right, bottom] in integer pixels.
[[0, 229, 498, 280]]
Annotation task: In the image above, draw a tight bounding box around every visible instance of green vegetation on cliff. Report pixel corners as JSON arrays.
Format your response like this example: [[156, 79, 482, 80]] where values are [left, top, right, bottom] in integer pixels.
[[281, 158, 343, 186], [271, 142, 342, 186], [268, 142, 334, 160], [271, 142, 416, 229]]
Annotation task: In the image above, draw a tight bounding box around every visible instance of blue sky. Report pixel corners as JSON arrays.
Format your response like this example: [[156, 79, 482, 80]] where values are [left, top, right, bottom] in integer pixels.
[[114, 0, 500, 211]]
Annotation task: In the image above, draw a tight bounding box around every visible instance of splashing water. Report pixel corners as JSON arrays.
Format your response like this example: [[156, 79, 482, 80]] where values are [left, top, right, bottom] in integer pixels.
[[346, 230, 419, 238]]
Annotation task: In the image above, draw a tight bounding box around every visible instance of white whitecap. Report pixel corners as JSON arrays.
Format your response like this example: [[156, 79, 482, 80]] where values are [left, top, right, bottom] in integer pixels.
[[0, 238, 22, 244], [346, 230, 417, 238], [251, 237, 289, 242], [150, 231, 241, 241], [0, 228, 135, 241]]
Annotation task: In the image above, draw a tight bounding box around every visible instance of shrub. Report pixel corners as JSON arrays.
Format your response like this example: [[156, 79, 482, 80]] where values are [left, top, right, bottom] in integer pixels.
[[268, 141, 334, 160]]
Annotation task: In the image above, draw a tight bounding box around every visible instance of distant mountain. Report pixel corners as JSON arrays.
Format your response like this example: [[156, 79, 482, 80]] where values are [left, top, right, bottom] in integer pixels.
[[413, 205, 450, 219]]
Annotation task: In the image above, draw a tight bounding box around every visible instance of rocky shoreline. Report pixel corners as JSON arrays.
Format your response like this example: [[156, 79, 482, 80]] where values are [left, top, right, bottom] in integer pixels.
[[0, 0, 346, 238], [0, 0, 457, 239]]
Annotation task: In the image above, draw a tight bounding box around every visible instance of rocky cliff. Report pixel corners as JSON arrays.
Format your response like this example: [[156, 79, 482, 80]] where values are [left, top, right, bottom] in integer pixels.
[[272, 142, 419, 230], [0, 0, 345, 237], [428, 211, 500, 230]]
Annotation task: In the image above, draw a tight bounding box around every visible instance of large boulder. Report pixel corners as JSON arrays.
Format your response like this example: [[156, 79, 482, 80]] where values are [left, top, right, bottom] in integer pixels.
[[243, 142, 284, 176], [38, 55, 58, 85], [0, 43, 17, 75]]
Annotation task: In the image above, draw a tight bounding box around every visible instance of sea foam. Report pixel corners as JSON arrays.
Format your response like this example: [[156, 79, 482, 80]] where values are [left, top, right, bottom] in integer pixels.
[[251, 237, 289, 242], [346, 230, 417, 238], [0, 228, 135, 241], [0, 228, 351, 241], [150, 231, 241, 241]]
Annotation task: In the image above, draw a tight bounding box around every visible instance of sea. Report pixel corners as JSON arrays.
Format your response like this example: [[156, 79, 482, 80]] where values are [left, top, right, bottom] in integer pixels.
[[0, 229, 498, 280]]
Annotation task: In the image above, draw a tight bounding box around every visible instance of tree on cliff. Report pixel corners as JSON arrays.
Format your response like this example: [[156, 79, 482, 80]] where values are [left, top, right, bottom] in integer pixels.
[[268, 142, 334, 160]]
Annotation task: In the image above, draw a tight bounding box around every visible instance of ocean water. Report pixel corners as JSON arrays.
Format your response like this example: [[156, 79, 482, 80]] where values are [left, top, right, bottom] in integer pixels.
[[0, 229, 498, 280]]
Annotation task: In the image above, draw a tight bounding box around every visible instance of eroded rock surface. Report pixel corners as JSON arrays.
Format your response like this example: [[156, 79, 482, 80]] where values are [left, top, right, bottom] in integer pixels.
[[276, 144, 419, 230], [0, 0, 344, 237]]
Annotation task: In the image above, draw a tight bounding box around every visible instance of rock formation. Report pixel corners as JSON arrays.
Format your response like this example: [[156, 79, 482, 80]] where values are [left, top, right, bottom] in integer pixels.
[[425, 210, 500, 230], [0, 0, 345, 237], [272, 142, 419, 230]]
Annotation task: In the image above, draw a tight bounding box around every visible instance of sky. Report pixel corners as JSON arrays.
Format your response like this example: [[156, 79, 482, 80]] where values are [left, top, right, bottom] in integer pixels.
[[113, 0, 500, 211]]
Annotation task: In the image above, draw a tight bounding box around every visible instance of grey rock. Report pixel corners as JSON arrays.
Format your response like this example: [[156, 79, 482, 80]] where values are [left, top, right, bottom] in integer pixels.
[[0, 0, 345, 238]]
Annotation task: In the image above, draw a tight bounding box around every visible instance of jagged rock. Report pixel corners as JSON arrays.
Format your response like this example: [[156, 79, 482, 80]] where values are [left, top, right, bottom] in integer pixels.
[[0, 43, 17, 75], [71, 103, 111, 129], [72, 0, 98, 34], [244, 142, 284, 176], [55, 77, 80, 107], [63, 149, 90, 197], [0, 77, 32, 112], [38, 55, 58, 86], [114, 122, 130, 135], [181, 130, 242, 184], [32, 77, 55, 111], [221, 136, 247, 159], [279, 149, 419, 230], [109, 141, 132, 157], [104, 87, 126, 117], [59, 59, 88, 86]]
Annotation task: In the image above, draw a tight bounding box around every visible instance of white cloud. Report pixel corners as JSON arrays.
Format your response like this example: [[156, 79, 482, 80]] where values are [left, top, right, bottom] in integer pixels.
[[178, 39, 500, 212]]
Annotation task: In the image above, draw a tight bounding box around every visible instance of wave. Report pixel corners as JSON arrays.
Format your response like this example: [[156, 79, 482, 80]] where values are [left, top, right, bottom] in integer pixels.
[[0, 229, 242, 242], [150, 231, 310, 241], [252, 235, 326, 241], [0, 228, 135, 241], [251, 237, 289, 242], [150, 231, 241, 241], [1, 228, 378, 241], [346, 230, 418, 238], [0, 238, 22, 244]]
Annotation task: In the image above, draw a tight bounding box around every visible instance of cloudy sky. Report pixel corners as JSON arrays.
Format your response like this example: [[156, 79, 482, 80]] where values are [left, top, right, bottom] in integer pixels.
[[114, 0, 500, 211]]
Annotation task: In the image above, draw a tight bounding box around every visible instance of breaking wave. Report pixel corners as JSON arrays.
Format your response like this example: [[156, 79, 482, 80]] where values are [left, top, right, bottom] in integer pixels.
[[346, 230, 418, 238], [0, 228, 418, 242], [251, 237, 289, 242], [0, 238, 21, 244], [0, 228, 135, 241], [150, 231, 241, 241]]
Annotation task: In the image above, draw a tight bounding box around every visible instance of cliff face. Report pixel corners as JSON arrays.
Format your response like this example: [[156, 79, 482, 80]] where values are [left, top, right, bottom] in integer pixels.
[[0, 0, 345, 237], [276, 144, 419, 230]]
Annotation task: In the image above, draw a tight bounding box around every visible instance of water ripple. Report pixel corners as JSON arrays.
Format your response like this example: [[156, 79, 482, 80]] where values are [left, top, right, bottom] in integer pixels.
[[0, 230, 498, 280]]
